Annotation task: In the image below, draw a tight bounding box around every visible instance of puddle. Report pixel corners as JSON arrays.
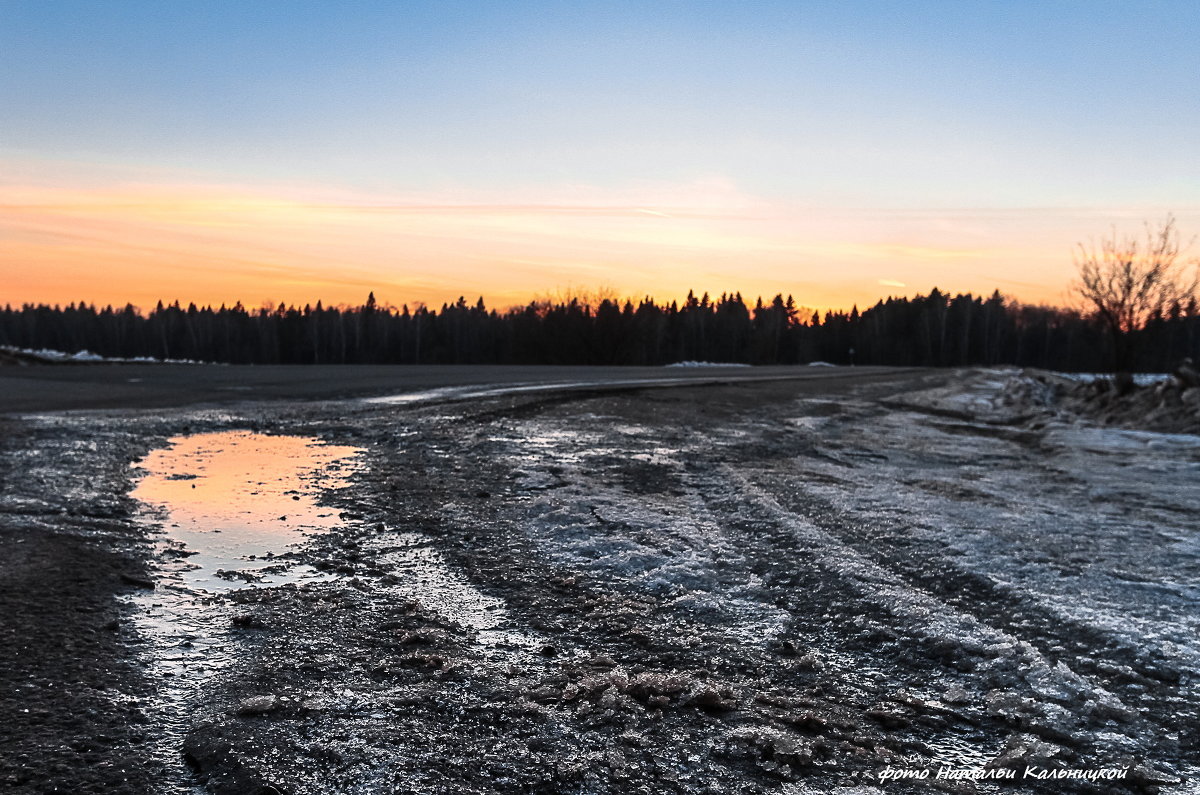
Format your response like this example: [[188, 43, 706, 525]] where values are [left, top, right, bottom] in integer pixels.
[[132, 430, 361, 591], [126, 430, 541, 789], [127, 431, 361, 792]]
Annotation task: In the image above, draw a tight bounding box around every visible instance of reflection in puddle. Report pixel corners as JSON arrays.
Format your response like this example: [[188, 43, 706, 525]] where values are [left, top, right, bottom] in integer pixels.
[[132, 431, 360, 591], [127, 430, 539, 789], [128, 431, 361, 792]]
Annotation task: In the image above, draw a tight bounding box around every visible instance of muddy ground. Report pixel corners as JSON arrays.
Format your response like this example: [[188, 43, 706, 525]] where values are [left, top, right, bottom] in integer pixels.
[[0, 367, 1197, 794]]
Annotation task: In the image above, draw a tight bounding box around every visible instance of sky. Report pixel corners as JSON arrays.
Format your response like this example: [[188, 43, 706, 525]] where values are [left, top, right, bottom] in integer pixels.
[[2, 0, 1198, 313]]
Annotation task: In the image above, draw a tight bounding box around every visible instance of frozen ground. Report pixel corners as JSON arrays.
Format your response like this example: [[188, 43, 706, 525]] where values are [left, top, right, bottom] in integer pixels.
[[0, 367, 1196, 794]]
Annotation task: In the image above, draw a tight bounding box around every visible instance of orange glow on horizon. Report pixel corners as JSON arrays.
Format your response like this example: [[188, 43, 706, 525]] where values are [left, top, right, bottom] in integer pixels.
[[2, 170, 1145, 316]]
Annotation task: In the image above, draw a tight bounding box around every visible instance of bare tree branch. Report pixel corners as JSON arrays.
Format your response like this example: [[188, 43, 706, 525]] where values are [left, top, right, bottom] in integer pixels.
[[1072, 215, 1199, 371]]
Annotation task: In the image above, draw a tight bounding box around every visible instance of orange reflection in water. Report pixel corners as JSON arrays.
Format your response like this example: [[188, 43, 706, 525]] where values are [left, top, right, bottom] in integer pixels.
[[131, 430, 361, 591]]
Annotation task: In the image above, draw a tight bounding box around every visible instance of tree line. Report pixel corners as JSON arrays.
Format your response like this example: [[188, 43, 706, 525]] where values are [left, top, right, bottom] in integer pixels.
[[2, 288, 1197, 371]]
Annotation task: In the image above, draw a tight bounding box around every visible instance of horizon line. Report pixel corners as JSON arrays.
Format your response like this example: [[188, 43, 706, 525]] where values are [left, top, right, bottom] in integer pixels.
[[3, 284, 1059, 318]]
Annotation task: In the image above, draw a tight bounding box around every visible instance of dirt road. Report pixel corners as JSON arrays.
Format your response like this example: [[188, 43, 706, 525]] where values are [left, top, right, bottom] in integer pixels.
[[0, 363, 893, 413], [0, 366, 1195, 794]]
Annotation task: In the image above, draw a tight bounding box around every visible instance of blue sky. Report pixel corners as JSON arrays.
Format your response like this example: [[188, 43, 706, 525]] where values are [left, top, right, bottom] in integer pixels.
[[3, 1, 1198, 310]]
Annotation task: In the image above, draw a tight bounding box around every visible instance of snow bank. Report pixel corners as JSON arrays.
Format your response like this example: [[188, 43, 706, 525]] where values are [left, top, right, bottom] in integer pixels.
[[1052, 371, 1172, 387], [889, 367, 1198, 435], [0, 345, 206, 365]]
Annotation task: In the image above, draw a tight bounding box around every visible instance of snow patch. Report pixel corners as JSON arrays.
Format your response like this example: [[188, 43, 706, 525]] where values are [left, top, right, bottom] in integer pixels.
[[1, 345, 208, 364], [1053, 371, 1173, 387]]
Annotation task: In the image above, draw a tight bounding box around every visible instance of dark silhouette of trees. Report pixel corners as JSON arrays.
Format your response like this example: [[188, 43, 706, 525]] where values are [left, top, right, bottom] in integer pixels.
[[2, 288, 1197, 371], [1074, 215, 1199, 372]]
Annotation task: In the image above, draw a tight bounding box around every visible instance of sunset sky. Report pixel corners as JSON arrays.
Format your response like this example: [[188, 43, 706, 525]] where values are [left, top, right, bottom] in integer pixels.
[[3, 1, 1198, 313]]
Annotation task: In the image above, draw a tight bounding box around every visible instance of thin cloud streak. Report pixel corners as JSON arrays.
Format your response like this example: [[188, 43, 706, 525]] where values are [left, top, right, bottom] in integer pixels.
[[6, 169, 1185, 313], [0, 201, 743, 220]]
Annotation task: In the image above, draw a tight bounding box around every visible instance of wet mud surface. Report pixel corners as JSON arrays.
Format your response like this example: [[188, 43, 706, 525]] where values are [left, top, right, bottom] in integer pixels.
[[1, 368, 1197, 793]]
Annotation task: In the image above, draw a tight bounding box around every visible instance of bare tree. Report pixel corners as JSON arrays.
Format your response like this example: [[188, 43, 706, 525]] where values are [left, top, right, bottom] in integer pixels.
[[1073, 215, 1199, 372]]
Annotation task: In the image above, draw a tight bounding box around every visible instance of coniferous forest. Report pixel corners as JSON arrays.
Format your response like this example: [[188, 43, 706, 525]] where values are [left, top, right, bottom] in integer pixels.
[[2, 288, 1197, 372]]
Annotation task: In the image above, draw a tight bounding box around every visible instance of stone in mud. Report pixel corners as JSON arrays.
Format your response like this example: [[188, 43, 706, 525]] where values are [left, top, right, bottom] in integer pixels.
[[865, 705, 909, 730], [687, 686, 737, 711], [1092, 659, 1141, 681], [567, 675, 610, 700], [984, 689, 1037, 720], [523, 686, 561, 704], [794, 652, 823, 670], [1120, 760, 1181, 794], [1022, 659, 1087, 703], [1084, 693, 1137, 723], [982, 641, 1017, 660], [118, 572, 155, 589], [985, 733, 1066, 771], [183, 727, 289, 795], [753, 691, 792, 708], [598, 687, 639, 713], [398, 652, 451, 672], [942, 685, 970, 704], [620, 671, 690, 704], [231, 613, 266, 629], [299, 697, 330, 713], [236, 695, 280, 716], [74, 498, 129, 519], [780, 710, 827, 733], [398, 628, 443, 645], [728, 726, 817, 770], [1141, 659, 1183, 685]]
